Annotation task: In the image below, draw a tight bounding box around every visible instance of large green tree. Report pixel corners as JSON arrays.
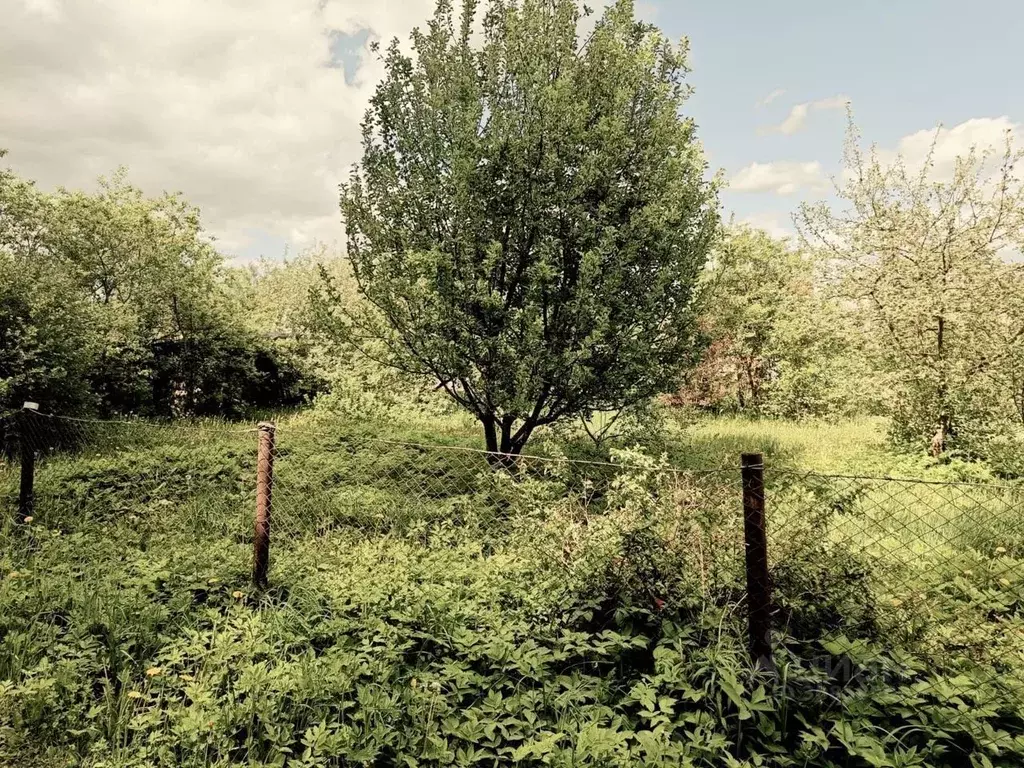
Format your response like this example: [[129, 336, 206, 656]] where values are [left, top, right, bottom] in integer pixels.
[[321, 0, 719, 457]]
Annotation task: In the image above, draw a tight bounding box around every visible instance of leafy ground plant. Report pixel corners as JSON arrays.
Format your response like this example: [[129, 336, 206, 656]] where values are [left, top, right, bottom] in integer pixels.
[[1, 413, 1023, 766]]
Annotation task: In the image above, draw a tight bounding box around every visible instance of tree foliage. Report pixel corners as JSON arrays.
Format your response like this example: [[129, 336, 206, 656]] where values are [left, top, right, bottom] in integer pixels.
[[679, 226, 874, 419], [320, 0, 719, 456], [0, 154, 321, 417], [798, 123, 1024, 455]]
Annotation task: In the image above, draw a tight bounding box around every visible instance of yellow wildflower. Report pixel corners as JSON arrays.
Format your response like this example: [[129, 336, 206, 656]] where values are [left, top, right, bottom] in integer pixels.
[[232, 591, 244, 599], [145, 667, 162, 677], [180, 674, 194, 682], [126, 691, 144, 699]]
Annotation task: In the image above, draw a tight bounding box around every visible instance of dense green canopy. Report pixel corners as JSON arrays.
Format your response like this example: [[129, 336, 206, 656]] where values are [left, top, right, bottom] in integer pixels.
[[322, 0, 720, 456]]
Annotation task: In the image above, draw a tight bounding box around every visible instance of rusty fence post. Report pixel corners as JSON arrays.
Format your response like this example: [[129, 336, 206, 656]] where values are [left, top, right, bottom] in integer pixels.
[[741, 452, 773, 670], [253, 421, 276, 588], [17, 402, 39, 524]]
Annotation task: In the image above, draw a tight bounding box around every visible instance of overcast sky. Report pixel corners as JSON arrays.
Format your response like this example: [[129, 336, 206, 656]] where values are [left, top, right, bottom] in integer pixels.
[[2, 0, 1022, 261]]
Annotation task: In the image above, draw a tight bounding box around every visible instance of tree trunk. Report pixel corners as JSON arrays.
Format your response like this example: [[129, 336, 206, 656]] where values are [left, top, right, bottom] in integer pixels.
[[483, 416, 498, 454], [930, 419, 947, 458], [746, 359, 760, 407], [931, 314, 948, 458], [481, 414, 533, 470]]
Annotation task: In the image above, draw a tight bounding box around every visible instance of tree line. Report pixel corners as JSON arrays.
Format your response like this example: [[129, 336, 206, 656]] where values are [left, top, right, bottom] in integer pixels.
[[0, 157, 331, 418], [688, 129, 1024, 463]]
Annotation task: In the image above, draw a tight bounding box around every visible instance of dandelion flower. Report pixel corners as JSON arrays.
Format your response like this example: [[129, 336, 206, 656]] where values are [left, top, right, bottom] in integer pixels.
[[126, 691, 144, 699], [232, 591, 244, 599], [146, 667, 162, 677]]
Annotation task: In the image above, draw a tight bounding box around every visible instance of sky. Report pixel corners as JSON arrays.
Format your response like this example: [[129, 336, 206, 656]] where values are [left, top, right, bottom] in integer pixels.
[[1, 0, 1021, 261]]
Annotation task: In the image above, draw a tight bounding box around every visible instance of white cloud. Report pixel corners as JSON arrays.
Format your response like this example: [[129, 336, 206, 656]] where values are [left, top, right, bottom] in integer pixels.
[[0, 0, 438, 258], [766, 94, 850, 135], [737, 213, 794, 240], [777, 103, 811, 135], [730, 161, 828, 195], [879, 116, 1021, 180], [757, 88, 785, 107]]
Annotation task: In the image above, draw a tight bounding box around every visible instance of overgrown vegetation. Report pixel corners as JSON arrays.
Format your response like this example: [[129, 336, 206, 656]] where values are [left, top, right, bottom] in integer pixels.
[[3, 0, 1024, 765], [1, 404, 1022, 766]]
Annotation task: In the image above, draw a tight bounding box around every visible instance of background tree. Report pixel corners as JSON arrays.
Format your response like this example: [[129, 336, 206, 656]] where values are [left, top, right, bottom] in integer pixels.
[[798, 122, 1024, 456], [679, 225, 873, 419], [0, 152, 101, 413], [49, 171, 227, 413], [319, 0, 720, 458], [984, 267, 1024, 427], [0, 154, 321, 417]]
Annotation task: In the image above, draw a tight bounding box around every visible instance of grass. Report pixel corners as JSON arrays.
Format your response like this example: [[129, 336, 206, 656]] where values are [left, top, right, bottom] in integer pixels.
[[680, 415, 888, 474], [1, 404, 1023, 766]]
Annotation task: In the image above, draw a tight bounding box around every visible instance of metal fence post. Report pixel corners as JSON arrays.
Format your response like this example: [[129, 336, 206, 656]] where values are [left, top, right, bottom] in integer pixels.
[[17, 402, 39, 524], [253, 421, 276, 588], [741, 452, 773, 670]]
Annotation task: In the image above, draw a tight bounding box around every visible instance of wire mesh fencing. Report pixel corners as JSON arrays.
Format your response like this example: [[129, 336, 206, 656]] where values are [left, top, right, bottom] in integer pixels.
[[259, 421, 749, 612], [765, 468, 1024, 716], [0, 408, 747, 591], [3, 405, 1024, 748], [0, 407, 258, 574]]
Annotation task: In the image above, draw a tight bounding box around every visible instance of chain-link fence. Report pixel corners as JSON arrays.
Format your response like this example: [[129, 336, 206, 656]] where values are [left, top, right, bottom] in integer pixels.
[[1, 408, 256, 568], [3, 406, 1024, 759], [766, 468, 1024, 700]]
